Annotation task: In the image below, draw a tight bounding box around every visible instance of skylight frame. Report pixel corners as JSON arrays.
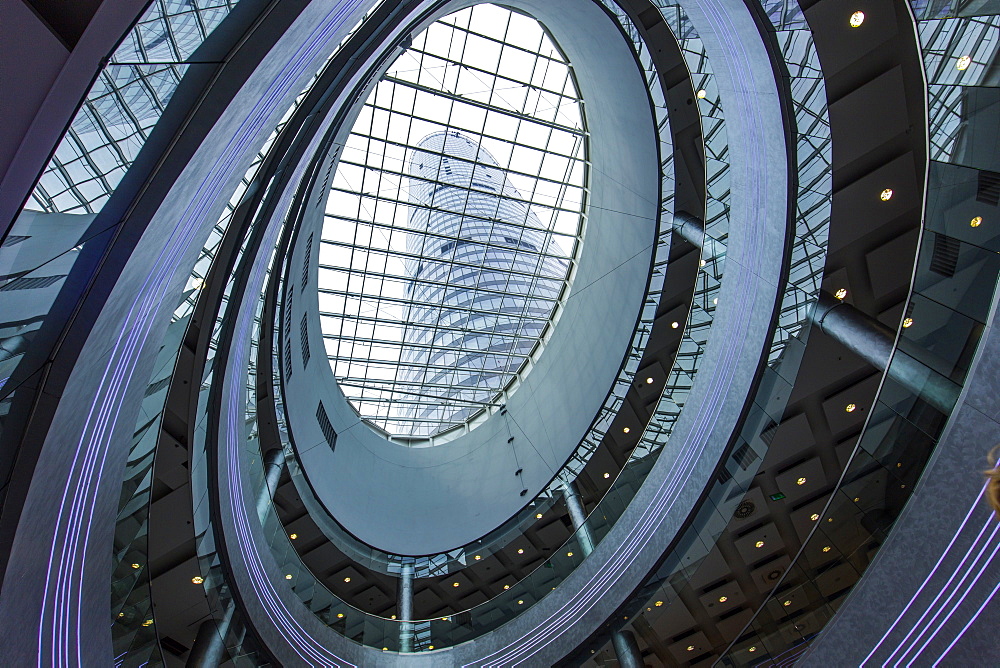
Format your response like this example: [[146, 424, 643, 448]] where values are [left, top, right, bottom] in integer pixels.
[[319, 3, 589, 439]]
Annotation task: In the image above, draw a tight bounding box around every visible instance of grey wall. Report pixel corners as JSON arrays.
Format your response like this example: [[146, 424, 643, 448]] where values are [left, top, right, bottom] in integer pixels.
[[0, 0, 149, 231], [221, 0, 793, 664], [803, 276, 1000, 666], [282, 0, 660, 556]]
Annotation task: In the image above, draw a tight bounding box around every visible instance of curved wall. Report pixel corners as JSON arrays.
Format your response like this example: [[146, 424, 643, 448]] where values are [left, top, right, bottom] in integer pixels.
[[216, 0, 791, 664], [282, 0, 660, 556]]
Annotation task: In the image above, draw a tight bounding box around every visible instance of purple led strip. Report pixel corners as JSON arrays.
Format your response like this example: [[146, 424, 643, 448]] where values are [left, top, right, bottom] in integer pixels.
[[38, 0, 367, 664], [223, 141, 358, 666], [884, 516, 1000, 665], [861, 482, 994, 666], [931, 575, 1000, 665], [902, 526, 1000, 663], [472, 0, 774, 663]]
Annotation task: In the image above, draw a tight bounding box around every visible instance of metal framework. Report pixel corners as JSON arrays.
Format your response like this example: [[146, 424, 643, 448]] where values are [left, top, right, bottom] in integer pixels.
[[319, 3, 587, 437]]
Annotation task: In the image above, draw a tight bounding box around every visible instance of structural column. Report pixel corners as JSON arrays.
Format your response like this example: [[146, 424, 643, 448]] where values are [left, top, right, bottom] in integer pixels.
[[190, 450, 285, 665], [672, 211, 705, 247], [811, 291, 960, 414], [186, 603, 235, 667], [562, 480, 594, 556], [398, 562, 415, 652], [256, 448, 286, 522], [565, 481, 641, 665], [611, 629, 644, 668]]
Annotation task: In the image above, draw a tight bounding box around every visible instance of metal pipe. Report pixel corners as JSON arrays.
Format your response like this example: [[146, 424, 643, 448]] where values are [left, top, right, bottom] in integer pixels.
[[398, 562, 415, 652], [256, 448, 286, 522], [811, 291, 959, 414], [672, 211, 704, 247], [611, 629, 644, 668], [562, 481, 595, 556], [186, 603, 234, 667]]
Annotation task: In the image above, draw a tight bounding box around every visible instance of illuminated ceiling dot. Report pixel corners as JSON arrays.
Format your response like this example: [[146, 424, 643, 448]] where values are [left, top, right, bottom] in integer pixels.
[[849, 11, 865, 27]]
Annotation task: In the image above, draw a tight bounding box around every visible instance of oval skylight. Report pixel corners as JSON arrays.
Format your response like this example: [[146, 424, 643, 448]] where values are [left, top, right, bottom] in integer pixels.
[[319, 4, 587, 439]]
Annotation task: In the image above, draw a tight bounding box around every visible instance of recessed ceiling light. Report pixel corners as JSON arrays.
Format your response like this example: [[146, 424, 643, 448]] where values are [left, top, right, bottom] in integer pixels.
[[337, 613, 344, 618], [880, 188, 893, 201], [671, 321, 679, 329], [646, 377, 654, 384], [474, 554, 482, 560], [344, 577, 351, 583], [383, 647, 388, 651], [755, 540, 765, 548], [700, 259, 706, 267], [749, 646, 757, 652], [535, 513, 543, 519], [846, 403, 857, 412], [603, 472, 610, 479], [428, 645, 434, 650], [191, 576, 204, 585], [453, 582, 460, 587], [623, 427, 630, 434], [783, 600, 792, 607], [285, 574, 293, 579], [823, 545, 832, 553], [835, 288, 848, 300], [655, 600, 663, 606], [142, 619, 153, 627], [957, 55, 972, 70], [391, 615, 396, 619], [902, 317, 913, 328], [796, 477, 807, 486], [971, 216, 983, 227], [696, 89, 707, 99], [131, 563, 140, 569], [567, 551, 574, 557], [517, 548, 524, 554], [810, 513, 820, 521], [719, 595, 728, 603], [687, 645, 695, 651], [504, 584, 511, 590], [289, 533, 298, 540], [849, 11, 865, 27], [518, 600, 524, 605]]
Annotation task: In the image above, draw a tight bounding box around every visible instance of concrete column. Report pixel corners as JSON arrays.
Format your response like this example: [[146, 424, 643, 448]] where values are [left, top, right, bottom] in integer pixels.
[[811, 291, 960, 414], [398, 562, 414, 652], [186, 603, 234, 667], [611, 629, 644, 668], [255, 448, 286, 522], [562, 481, 595, 556]]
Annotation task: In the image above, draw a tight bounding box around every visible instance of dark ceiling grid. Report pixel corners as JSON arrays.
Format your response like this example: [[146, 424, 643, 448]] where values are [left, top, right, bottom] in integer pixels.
[[573, 0, 930, 665]]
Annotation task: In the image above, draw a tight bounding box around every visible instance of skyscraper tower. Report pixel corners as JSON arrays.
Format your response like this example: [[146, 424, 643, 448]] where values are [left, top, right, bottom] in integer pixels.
[[395, 131, 567, 436]]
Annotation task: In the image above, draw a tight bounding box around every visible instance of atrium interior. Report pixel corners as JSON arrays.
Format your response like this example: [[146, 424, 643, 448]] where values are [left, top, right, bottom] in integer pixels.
[[0, 0, 998, 666]]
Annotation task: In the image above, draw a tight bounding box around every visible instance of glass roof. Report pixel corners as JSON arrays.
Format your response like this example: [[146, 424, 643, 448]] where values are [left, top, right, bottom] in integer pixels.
[[319, 4, 587, 439]]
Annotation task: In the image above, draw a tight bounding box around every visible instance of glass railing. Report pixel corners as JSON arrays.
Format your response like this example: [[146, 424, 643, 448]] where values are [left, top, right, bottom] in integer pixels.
[[108, 6, 388, 663], [267, 0, 687, 581], [235, 1, 746, 652], [717, 6, 1000, 664], [553, 0, 835, 663]]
